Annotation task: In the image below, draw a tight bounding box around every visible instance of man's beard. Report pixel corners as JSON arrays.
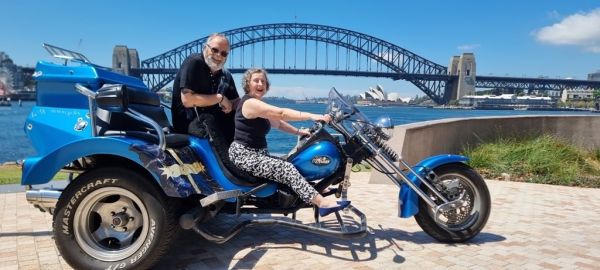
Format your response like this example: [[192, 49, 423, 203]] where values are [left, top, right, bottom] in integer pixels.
[[204, 51, 224, 71]]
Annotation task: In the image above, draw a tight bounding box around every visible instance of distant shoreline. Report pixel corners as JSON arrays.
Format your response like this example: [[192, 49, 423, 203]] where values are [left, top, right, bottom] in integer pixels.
[[433, 105, 595, 112]]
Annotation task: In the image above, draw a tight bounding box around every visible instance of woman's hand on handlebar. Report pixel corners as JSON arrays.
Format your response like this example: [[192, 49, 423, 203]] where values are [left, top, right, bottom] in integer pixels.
[[297, 128, 311, 137], [310, 113, 332, 123]]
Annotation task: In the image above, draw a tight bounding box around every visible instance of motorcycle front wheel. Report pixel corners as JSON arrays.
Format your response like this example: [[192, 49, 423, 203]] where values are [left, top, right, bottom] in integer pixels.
[[414, 163, 491, 243], [53, 167, 180, 270]]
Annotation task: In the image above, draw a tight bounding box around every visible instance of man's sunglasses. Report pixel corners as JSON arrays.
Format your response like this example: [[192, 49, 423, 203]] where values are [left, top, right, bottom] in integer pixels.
[[207, 45, 229, 57]]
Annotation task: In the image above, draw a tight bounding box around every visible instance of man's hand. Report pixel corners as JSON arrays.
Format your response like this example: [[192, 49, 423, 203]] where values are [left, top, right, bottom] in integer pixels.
[[219, 95, 233, 113]]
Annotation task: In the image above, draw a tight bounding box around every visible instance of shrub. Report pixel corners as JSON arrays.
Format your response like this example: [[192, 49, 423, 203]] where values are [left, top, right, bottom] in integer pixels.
[[463, 135, 600, 188]]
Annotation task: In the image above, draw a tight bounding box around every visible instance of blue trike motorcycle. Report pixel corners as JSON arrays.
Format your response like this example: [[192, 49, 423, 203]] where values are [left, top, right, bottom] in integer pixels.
[[23, 44, 491, 269]]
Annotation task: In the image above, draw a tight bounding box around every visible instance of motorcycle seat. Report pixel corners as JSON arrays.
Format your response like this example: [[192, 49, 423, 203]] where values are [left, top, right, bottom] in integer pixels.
[[189, 113, 270, 187]]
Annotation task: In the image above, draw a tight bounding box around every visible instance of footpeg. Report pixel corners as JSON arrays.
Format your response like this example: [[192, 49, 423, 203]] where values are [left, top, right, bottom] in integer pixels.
[[200, 190, 242, 207]]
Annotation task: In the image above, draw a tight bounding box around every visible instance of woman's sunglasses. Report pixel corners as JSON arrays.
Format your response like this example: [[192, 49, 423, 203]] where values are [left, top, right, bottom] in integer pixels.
[[207, 45, 229, 57]]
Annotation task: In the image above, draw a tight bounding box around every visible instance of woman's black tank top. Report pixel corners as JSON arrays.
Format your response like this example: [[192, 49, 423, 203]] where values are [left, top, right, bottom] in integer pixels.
[[233, 95, 271, 149]]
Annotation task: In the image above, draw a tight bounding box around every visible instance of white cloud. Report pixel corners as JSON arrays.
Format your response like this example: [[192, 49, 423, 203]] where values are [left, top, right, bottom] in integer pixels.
[[457, 44, 480, 51], [535, 8, 600, 53]]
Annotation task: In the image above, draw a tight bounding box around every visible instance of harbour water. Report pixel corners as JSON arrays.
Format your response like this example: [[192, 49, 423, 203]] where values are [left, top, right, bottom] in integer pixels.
[[0, 100, 597, 163]]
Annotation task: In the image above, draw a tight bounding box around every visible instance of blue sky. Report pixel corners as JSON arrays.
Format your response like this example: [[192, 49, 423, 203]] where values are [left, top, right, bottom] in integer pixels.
[[1, 0, 599, 98]]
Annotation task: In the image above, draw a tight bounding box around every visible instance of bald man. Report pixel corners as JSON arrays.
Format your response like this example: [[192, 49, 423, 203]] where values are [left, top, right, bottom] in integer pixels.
[[171, 33, 240, 144]]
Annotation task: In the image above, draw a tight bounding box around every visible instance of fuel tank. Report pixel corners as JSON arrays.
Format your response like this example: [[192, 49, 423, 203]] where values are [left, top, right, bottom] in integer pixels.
[[289, 140, 341, 181]]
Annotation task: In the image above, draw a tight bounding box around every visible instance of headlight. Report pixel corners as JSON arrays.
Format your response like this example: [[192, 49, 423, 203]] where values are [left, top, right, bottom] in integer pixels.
[[374, 115, 394, 139]]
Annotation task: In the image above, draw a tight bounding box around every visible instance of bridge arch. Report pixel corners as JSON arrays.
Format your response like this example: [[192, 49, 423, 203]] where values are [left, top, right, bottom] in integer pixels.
[[139, 23, 452, 103]]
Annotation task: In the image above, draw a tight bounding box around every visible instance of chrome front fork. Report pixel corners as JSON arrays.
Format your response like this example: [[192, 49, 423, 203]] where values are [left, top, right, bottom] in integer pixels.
[[357, 135, 449, 210], [329, 121, 451, 210]]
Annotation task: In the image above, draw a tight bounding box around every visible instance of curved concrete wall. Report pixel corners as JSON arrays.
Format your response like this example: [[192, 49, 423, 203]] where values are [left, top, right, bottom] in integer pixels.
[[369, 115, 600, 183]]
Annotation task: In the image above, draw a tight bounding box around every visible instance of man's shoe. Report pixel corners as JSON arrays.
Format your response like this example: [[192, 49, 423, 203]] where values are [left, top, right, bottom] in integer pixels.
[[318, 201, 351, 217]]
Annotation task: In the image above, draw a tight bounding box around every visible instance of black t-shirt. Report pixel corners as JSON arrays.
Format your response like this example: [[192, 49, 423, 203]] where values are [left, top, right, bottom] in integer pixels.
[[234, 95, 271, 149], [171, 53, 239, 143]]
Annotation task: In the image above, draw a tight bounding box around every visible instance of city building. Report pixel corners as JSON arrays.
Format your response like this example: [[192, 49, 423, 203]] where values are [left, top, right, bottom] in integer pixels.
[[588, 70, 600, 81], [0, 52, 24, 91], [561, 89, 594, 102], [459, 94, 554, 109]]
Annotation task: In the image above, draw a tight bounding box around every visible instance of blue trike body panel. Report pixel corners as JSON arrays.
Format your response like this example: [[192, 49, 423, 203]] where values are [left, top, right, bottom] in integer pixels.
[[34, 61, 148, 109]]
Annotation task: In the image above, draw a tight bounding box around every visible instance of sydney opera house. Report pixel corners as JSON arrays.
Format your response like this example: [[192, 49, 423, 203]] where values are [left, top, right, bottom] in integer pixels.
[[358, 84, 409, 104]]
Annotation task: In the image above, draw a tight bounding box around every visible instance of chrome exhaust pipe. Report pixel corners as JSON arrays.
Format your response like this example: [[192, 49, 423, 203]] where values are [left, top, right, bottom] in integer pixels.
[[26, 189, 62, 214]]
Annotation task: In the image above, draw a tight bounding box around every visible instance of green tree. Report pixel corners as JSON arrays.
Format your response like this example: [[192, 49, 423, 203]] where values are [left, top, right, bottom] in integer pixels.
[[593, 89, 600, 100]]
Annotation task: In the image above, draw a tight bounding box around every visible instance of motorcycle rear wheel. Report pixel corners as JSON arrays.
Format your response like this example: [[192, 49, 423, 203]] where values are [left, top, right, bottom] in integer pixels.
[[414, 163, 491, 243], [53, 167, 179, 270]]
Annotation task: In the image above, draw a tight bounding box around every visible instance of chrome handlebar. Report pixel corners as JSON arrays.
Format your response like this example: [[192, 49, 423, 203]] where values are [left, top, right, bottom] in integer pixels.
[[75, 83, 97, 99]]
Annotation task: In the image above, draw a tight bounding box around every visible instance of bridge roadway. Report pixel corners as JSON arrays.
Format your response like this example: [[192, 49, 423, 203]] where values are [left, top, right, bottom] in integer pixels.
[[1, 172, 599, 269]]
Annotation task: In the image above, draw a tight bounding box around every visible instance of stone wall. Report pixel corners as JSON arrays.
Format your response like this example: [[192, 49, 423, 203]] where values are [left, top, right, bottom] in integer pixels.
[[369, 115, 600, 183]]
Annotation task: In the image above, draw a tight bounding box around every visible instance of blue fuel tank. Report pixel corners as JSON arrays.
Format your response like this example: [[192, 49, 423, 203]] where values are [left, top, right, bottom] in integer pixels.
[[289, 140, 341, 181]]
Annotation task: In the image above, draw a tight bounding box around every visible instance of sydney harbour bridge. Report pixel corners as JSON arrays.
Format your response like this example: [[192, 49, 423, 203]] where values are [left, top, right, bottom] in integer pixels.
[[114, 23, 600, 104]]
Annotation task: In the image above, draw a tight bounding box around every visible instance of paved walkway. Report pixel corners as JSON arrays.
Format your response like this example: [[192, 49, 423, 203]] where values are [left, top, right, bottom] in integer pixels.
[[1, 172, 600, 269]]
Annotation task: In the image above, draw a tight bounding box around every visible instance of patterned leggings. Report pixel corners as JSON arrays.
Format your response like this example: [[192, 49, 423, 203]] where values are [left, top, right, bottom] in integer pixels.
[[228, 141, 319, 204]]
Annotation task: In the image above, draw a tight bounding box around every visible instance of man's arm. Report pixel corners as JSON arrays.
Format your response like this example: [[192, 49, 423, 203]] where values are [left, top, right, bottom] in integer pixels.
[[180, 88, 223, 108], [181, 89, 236, 113]]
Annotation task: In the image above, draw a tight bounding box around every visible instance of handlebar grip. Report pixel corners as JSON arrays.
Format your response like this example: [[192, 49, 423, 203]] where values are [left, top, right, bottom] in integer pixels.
[[75, 83, 96, 99], [309, 121, 324, 133]]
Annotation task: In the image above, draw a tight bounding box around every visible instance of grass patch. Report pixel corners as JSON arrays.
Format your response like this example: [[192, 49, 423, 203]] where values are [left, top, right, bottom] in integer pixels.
[[0, 165, 69, 185], [463, 134, 600, 188]]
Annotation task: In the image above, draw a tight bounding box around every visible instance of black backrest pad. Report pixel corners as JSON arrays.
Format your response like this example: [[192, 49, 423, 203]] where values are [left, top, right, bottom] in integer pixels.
[[95, 88, 170, 135]]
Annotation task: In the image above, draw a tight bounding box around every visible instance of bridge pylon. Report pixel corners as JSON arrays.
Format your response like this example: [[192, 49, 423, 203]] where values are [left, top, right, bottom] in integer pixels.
[[448, 53, 476, 101], [112, 45, 140, 77]]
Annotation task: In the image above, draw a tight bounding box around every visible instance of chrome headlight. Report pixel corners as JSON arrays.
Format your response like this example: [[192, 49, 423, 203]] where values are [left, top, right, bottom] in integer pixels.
[[374, 115, 394, 139]]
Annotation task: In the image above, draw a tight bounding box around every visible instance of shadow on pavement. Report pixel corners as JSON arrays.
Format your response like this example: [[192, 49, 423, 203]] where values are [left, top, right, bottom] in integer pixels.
[[154, 215, 505, 269]]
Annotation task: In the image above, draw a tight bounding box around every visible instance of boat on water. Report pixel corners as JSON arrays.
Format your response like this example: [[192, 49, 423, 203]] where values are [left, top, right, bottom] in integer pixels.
[[0, 97, 10, 107], [0, 83, 11, 106]]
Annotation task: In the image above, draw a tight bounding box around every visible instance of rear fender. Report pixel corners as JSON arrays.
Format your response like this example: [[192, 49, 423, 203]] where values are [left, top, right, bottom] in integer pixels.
[[398, 154, 469, 218], [21, 136, 198, 197]]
